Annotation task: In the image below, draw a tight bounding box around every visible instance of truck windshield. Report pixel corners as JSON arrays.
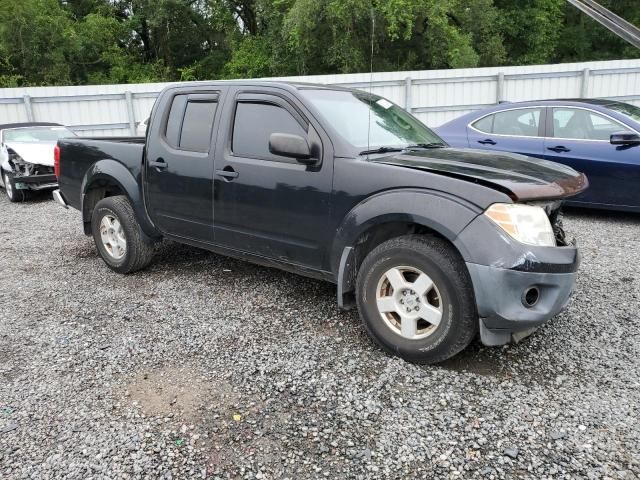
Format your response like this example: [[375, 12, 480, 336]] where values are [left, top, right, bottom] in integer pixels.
[[299, 88, 444, 151], [4, 127, 76, 143]]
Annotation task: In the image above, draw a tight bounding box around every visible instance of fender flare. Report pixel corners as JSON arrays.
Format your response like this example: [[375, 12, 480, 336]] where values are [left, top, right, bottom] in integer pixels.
[[332, 189, 482, 306], [80, 159, 158, 238]]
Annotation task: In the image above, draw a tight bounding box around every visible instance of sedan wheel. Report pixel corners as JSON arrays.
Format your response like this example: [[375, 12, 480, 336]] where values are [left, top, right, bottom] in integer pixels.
[[3, 172, 24, 203]]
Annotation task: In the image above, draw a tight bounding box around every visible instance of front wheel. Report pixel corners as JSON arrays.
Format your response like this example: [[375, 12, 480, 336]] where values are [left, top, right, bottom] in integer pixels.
[[356, 235, 478, 364], [91, 196, 157, 274], [3, 172, 25, 203]]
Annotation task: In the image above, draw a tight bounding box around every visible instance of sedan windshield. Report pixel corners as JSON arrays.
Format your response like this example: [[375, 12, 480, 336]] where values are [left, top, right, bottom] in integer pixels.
[[4, 127, 76, 143], [299, 89, 444, 151], [607, 102, 640, 123]]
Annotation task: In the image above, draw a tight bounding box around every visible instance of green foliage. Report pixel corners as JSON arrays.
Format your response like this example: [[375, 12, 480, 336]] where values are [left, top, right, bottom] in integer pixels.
[[0, 0, 637, 86]]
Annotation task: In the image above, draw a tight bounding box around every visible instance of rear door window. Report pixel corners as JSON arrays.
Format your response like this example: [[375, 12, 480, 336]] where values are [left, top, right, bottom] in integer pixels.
[[490, 108, 542, 137], [165, 95, 187, 148], [472, 115, 494, 134], [180, 100, 218, 152], [163, 93, 218, 153]]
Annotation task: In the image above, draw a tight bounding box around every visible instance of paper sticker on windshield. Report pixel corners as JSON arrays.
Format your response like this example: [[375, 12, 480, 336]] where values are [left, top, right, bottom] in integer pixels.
[[376, 99, 393, 110]]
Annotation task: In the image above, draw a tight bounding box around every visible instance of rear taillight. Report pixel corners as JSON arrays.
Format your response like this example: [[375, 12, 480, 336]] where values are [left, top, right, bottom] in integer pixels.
[[54, 145, 61, 178]]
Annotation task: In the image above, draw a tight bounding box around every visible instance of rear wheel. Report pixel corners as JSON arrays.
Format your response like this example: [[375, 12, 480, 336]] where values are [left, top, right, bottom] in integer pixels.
[[91, 195, 156, 273], [3, 172, 25, 203], [356, 235, 478, 364]]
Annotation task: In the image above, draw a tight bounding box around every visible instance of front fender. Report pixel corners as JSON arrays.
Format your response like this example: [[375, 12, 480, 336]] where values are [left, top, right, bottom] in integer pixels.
[[331, 188, 482, 276], [1, 145, 13, 173], [81, 159, 157, 238]]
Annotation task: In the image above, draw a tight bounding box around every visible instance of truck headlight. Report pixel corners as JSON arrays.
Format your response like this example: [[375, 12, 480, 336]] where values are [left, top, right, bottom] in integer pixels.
[[484, 203, 556, 247]]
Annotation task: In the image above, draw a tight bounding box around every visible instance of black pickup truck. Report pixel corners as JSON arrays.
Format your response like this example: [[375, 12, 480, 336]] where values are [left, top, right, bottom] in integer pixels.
[[55, 81, 587, 363]]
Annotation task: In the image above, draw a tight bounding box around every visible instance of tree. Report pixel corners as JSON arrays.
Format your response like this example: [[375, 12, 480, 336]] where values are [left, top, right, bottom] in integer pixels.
[[0, 0, 637, 87]]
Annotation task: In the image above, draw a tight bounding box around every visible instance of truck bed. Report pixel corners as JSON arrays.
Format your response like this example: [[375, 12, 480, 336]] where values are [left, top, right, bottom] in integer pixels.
[[57, 137, 146, 211]]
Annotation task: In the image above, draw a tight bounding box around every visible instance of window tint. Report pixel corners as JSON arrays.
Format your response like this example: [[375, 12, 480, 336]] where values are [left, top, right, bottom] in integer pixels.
[[472, 115, 494, 134], [165, 95, 187, 148], [232, 102, 307, 160], [180, 100, 217, 152], [491, 108, 542, 137], [552, 108, 623, 141]]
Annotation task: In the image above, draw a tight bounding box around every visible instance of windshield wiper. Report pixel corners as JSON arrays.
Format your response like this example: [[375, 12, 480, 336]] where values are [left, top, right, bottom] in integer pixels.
[[359, 146, 404, 155], [405, 142, 446, 149]]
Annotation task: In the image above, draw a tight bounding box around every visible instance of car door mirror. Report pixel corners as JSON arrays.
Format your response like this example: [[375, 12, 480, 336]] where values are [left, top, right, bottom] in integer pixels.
[[610, 131, 640, 145], [269, 133, 314, 163]]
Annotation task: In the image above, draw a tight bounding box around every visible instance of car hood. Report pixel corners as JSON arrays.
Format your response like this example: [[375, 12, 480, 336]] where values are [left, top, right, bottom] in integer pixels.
[[371, 147, 588, 201], [5, 142, 56, 167]]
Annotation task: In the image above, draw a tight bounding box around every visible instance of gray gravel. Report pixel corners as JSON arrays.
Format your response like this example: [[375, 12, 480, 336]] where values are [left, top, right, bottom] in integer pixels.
[[1, 192, 639, 479]]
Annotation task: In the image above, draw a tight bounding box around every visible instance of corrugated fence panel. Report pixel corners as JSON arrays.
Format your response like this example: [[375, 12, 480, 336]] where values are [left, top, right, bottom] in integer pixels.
[[0, 59, 639, 135]]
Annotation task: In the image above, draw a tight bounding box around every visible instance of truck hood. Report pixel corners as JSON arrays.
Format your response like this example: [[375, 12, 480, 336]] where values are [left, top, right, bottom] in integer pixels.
[[5, 142, 56, 167], [371, 147, 588, 201]]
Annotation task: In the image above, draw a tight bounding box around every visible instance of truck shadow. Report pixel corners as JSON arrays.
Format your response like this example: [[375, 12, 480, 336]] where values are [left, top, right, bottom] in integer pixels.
[[150, 240, 521, 377]]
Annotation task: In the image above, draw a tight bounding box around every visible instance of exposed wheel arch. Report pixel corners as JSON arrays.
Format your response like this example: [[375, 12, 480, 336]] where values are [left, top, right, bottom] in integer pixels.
[[332, 189, 482, 309], [82, 180, 127, 234], [79, 159, 160, 240], [337, 221, 464, 310]]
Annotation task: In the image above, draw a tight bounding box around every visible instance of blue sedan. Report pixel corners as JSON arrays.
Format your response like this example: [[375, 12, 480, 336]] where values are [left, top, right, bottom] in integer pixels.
[[435, 99, 640, 212]]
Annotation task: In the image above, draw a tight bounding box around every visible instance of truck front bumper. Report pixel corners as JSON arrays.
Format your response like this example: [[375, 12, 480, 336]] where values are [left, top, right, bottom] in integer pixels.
[[466, 254, 579, 346]]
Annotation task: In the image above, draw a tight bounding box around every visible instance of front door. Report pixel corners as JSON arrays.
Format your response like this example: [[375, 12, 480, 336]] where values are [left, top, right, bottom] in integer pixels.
[[145, 90, 221, 241], [466, 107, 546, 159], [542, 107, 640, 208], [212, 88, 333, 270]]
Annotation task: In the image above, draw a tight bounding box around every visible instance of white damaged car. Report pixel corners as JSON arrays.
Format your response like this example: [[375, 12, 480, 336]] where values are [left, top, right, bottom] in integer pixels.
[[0, 122, 76, 202]]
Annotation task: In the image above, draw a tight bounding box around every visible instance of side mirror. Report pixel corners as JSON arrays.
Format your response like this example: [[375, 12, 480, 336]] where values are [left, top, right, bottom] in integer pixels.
[[610, 131, 640, 145], [269, 133, 313, 163]]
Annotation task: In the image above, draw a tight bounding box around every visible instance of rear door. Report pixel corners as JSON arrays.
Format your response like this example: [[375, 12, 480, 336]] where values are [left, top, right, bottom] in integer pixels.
[[145, 89, 222, 241], [212, 87, 333, 269], [467, 107, 546, 159], [542, 106, 640, 208]]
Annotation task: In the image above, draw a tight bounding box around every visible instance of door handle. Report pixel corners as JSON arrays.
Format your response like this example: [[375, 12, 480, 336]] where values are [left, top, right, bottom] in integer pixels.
[[215, 168, 239, 180], [547, 146, 571, 153], [149, 158, 168, 169], [478, 139, 497, 145]]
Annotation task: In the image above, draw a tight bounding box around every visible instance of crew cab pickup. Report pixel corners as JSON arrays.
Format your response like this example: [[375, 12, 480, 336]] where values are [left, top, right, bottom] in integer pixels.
[[54, 81, 588, 364]]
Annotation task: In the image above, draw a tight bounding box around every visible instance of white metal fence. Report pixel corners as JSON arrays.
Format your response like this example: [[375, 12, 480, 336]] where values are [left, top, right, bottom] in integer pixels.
[[1, 59, 639, 136]]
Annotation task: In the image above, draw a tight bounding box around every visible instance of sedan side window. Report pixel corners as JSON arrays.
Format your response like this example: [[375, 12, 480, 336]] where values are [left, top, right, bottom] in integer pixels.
[[552, 108, 625, 141], [493, 109, 542, 137], [472, 115, 494, 134], [472, 109, 542, 137], [232, 102, 308, 162]]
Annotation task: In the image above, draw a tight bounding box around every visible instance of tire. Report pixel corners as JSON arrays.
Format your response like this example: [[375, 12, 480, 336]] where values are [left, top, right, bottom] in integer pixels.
[[3, 172, 25, 203], [91, 195, 157, 274], [356, 235, 478, 364]]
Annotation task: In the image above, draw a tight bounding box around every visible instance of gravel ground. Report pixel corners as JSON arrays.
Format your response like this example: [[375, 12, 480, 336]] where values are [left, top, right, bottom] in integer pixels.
[[0, 192, 639, 480]]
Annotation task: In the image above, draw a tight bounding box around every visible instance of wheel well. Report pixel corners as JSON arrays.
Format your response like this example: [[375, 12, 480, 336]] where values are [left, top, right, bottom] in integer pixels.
[[82, 181, 126, 234], [353, 222, 445, 270], [338, 222, 454, 309]]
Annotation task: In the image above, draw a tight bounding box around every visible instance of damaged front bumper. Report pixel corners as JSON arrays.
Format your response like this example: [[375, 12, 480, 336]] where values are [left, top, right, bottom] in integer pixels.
[[14, 173, 58, 191], [456, 209, 580, 347], [466, 259, 578, 346]]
